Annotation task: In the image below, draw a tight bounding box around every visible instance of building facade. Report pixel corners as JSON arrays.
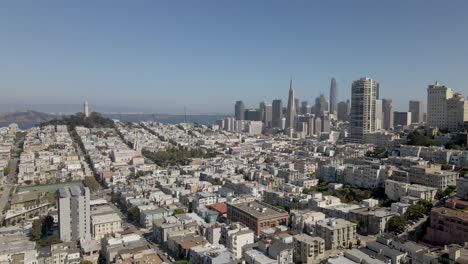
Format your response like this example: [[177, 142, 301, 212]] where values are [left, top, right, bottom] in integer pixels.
[[350, 77, 379, 142], [57, 186, 91, 242]]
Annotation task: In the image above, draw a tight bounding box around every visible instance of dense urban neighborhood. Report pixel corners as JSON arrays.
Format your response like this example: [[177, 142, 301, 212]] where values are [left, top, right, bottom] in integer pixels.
[[0, 78, 468, 264]]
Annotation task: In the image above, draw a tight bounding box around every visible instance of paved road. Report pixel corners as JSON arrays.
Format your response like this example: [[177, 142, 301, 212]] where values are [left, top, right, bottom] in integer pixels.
[[0, 158, 18, 221]]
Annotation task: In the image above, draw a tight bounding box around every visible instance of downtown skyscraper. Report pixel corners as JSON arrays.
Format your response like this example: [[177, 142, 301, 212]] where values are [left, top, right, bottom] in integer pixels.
[[286, 79, 296, 130], [235, 101, 245, 120], [350, 77, 378, 143], [329, 77, 337, 115], [382, 98, 394, 130], [272, 99, 283, 128]]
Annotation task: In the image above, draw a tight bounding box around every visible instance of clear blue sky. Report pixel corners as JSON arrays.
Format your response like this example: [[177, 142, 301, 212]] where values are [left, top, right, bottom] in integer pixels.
[[1, 0, 467, 114]]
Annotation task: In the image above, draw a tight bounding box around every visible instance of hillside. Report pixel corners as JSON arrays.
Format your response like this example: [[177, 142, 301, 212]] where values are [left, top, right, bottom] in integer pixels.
[[0, 110, 59, 123]]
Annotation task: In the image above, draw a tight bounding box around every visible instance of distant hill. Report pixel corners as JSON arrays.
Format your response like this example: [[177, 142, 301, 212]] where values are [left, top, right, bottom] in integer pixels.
[[0, 110, 60, 123]]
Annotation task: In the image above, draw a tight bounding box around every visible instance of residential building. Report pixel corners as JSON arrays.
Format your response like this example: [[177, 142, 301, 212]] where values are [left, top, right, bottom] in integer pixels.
[[227, 201, 289, 235], [293, 234, 325, 264], [315, 218, 357, 250], [57, 186, 91, 242], [91, 213, 122, 240], [350, 77, 379, 143]]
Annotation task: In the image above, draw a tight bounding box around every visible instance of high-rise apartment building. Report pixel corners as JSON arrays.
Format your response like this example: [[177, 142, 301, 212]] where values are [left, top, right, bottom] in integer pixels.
[[272, 99, 283, 128], [409, 100, 424, 124], [382, 98, 394, 130], [447, 94, 468, 132], [427, 81, 453, 129], [235, 101, 245, 121], [57, 186, 91, 242], [427, 81, 467, 131], [350, 77, 378, 143], [286, 79, 296, 130], [329, 78, 338, 115]]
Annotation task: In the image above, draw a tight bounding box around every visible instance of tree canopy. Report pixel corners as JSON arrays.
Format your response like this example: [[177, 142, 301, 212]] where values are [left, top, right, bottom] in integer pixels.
[[407, 129, 437, 147], [143, 147, 216, 167], [40, 112, 115, 129], [83, 176, 101, 192], [387, 215, 407, 234]]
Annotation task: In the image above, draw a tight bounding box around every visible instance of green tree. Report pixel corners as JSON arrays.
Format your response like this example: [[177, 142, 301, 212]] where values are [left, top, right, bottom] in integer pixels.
[[128, 206, 140, 222], [406, 204, 425, 220], [289, 203, 300, 211], [81, 261, 94, 264], [387, 215, 407, 234], [444, 185, 456, 196], [31, 219, 42, 241], [407, 129, 437, 147], [173, 208, 185, 215], [174, 261, 189, 264], [83, 176, 101, 192], [2, 167, 10, 175], [42, 215, 54, 235], [417, 200, 432, 214]]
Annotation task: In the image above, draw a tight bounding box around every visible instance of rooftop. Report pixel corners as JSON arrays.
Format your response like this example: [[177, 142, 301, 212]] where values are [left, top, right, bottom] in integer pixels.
[[229, 200, 288, 220]]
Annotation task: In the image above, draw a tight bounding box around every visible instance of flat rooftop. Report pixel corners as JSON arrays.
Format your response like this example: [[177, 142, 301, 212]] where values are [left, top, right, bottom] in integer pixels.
[[229, 200, 288, 219]]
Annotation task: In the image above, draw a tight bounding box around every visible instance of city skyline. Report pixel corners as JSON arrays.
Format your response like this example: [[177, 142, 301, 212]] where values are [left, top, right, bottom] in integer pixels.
[[1, 1, 467, 113]]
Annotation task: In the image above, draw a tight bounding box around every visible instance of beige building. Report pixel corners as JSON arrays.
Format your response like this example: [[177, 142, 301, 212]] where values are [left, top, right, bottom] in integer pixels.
[[91, 213, 122, 240], [385, 180, 437, 202], [427, 81, 467, 131], [408, 164, 458, 190], [293, 234, 325, 264], [315, 218, 356, 250]]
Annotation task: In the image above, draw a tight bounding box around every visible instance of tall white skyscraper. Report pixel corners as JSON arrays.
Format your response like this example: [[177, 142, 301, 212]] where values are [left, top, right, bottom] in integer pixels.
[[350, 77, 378, 143], [84, 100, 89, 118], [57, 186, 91, 242]]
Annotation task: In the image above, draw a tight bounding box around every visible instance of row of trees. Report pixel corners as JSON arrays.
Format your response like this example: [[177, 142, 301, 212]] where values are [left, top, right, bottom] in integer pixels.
[[387, 200, 433, 234], [143, 147, 217, 167], [83, 176, 101, 192]]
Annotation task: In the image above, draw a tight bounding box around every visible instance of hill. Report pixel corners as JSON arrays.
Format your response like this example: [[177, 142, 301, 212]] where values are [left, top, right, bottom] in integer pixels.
[[0, 110, 59, 123]]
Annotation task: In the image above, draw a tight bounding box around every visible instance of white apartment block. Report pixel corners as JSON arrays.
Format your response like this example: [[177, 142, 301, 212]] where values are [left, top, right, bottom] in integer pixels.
[[57, 186, 91, 242]]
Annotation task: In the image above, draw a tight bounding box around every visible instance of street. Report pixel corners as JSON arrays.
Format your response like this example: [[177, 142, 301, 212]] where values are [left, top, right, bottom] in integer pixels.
[[0, 157, 18, 221]]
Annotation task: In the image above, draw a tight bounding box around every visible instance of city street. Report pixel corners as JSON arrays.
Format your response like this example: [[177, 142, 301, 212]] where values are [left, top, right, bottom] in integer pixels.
[[0, 157, 18, 221]]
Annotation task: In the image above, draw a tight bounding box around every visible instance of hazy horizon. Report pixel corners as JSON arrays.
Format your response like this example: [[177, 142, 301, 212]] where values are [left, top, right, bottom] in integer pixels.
[[1, 1, 468, 113]]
